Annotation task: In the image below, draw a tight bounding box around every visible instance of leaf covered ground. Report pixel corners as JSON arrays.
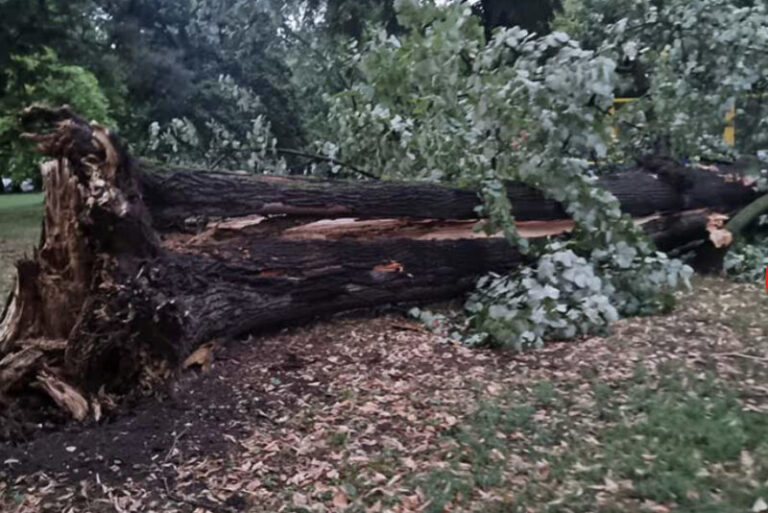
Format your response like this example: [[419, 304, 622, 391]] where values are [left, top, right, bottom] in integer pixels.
[[1, 277, 767, 513]]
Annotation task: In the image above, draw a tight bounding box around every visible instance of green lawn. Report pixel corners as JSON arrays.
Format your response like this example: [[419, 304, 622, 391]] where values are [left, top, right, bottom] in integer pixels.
[[0, 193, 44, 298]]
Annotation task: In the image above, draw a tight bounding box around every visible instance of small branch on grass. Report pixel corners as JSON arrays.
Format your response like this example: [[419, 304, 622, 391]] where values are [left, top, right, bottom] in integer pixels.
[[163, 427, 189, 463], [209, 146, 380, 180], [275, 148, 380, 180], [713, 352, 768, 363]]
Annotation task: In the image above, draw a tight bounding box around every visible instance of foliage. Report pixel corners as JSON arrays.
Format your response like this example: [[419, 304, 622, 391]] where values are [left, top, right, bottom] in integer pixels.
[[0, 0, 614, 176], [724, 233, 768, 282], [413, 363, 768, 512], [0, 48, 113, 183], [298, 0, 562, 41], [464, 249, 620, 349], [555, 0, 768, 158], [0, 0, 105, 89], [323, 1, 691, 348], [102, 0, 306, 151], [145, 75, 287, 173], [0, 0, 129, 136]]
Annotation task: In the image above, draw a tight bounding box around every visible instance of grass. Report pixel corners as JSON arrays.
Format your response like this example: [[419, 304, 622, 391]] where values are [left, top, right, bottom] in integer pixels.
[[413, 367, 768, 513], [0, 193, 43, 298], [400, 279, 768, 513]]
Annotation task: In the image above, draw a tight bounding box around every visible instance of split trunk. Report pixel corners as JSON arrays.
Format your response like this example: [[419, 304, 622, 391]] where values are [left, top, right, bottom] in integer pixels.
[[0, 109, 756, 418]]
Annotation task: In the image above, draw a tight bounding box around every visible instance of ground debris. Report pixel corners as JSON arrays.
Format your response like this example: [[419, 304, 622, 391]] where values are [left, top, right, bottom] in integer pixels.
[[1, 277, 766, 513]]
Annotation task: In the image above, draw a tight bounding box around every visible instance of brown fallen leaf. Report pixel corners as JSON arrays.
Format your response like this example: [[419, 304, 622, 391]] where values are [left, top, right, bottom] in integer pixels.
[[642, 500, 671, 513], [183, 341, 217, 371], [373, 260, 404, 273], [332, 487, 349, 509], [537, 461, 551, 480], [603, 477, 619, 493], [742, 450, 755, 474], [706, 213, 733, 248], [292, 492, 308, 507]]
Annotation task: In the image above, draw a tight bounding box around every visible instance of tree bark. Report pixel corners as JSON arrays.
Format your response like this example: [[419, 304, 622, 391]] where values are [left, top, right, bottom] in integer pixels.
[[0, 108, 757, 420], [140, 161, 756, 232]]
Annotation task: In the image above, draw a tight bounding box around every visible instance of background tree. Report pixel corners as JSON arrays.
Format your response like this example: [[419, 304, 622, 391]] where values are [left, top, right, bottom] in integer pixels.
[[0, 48, 113, 184], [97, 0, 305, 152], [475, 0, 561, 39]]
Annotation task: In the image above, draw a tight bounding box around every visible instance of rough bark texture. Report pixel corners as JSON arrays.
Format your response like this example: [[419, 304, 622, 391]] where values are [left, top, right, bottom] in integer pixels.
[[0, 109, 757, 420], [141, 162, 756, 232], [1, 107, 169, 411]]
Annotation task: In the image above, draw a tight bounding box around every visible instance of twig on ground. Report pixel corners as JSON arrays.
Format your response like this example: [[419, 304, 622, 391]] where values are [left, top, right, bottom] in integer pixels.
[[162, 477, 238, 513], [713, 352, 768, 363], [163, 427, 189, 463]]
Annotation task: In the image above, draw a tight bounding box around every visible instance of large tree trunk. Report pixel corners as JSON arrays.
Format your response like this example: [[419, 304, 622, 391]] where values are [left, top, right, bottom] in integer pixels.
[[0, 109, 756, 421], [140, 159, 754, 232]]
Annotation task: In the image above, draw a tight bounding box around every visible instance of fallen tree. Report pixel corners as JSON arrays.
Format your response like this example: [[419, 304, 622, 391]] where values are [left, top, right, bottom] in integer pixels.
[[0, 108, 758, 422], [140, 157, 752, 232]]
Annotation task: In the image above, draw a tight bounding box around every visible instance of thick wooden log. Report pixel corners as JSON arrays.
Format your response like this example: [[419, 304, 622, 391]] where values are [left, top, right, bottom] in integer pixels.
[[154, 211, 706, 345], [0, 108, 756, 416], [156, 238, 523, 344], [140, 161, 757, 231]]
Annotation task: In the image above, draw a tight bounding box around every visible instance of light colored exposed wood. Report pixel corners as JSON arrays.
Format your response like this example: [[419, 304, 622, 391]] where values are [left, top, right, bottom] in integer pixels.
[[169, 213, 666, 246], [0, 347, 43, 395], [183, 341, 217, 372], [36, 370, 89, 421]]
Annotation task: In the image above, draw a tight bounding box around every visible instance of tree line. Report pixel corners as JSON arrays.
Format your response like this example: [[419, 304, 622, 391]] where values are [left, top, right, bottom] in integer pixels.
[[0, 0, 561, 187]]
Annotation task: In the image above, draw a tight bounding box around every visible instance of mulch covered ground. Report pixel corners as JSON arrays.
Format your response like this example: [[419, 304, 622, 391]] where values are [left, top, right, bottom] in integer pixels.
[[1, 277, 766, 513]]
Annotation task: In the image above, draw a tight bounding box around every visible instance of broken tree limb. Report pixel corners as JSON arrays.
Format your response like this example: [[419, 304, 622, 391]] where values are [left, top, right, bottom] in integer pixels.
[[0, 108, 758, 417], [139, 161, 756, 231], [690, 192, 768, 273], [725, 192, 768, 236]]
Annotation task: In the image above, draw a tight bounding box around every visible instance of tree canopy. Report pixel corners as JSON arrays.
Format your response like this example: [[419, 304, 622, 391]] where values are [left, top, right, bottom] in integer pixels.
[[0, 0, 567, 181]]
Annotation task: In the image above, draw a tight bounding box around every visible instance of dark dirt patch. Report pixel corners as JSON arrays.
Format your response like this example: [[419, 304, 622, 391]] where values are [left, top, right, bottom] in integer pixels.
[[0, 312, 424, 485], [0, 337, 274, 483]]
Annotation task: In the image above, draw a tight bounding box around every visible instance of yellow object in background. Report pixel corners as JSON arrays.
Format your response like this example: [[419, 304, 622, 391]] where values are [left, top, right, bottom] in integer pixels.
[[723, 103, 736, 146], [612, 98, 736, 146]]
